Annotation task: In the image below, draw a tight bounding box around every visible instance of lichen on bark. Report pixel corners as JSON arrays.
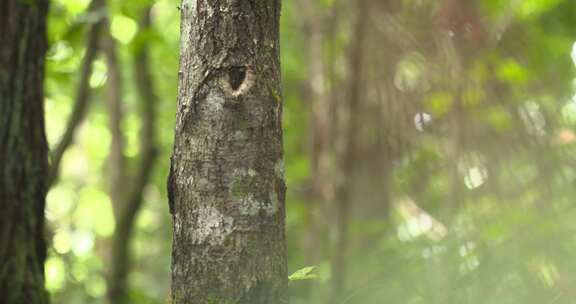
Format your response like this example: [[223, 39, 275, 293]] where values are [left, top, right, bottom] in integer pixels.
[[168, 0, 287, 303]]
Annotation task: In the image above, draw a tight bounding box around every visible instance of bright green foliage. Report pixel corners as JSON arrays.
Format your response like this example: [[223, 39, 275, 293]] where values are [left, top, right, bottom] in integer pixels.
[[289, 266, 319, 282], [43, 0, 576, 303]]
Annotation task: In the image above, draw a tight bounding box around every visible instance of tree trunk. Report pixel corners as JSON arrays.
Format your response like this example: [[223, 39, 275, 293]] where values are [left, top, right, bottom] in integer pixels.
[[168, 0, 287, 303], [107, 7, 159, 304], [0, 1, 50, 303], [298, 0, 333, 263], [331, 0, 368, 300]]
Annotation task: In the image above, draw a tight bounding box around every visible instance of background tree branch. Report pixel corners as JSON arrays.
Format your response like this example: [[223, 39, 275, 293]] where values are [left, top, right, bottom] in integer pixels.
[[48, 0, 106, 187]]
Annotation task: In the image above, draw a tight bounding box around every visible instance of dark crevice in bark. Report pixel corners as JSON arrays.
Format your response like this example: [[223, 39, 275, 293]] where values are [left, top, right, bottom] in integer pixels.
[[228, 66, 247, 91]]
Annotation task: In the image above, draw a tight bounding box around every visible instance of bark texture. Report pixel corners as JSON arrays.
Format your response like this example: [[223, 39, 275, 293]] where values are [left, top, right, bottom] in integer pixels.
[[0, 0, 50, 303], [169, 0, 287, 303]]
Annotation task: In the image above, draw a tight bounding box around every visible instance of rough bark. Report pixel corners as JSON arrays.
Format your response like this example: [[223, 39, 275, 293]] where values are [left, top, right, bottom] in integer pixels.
[[0, 0, 50, 303], [168, 0, 287, 303], [107, 7, 159, 304]]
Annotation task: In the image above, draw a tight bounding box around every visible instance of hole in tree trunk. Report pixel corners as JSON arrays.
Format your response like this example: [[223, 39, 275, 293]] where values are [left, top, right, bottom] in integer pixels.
[[228, 66, 247, 91]]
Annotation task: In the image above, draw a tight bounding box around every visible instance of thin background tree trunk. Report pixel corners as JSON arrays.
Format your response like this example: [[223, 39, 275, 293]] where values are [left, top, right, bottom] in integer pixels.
[[168, 0, 287, 302], [105, 6, 159, 304], [0, 0, 50, 303], [296, 1, 338, 301], [296, 0, 332, 267], [331, 0, 368, 300], [102, 28, 126, 217]]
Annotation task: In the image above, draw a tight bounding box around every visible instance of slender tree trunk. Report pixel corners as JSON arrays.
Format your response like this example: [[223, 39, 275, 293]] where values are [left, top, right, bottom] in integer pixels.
[[107, 7, 159, 304], [101, 6, 128, 302], [331, 0, 368, 300], [0, 0, 50, 303], [168, 0, 287, 303], [102, 16, 126, 216], [299, 0, 332, 263], [297, 2, 337, 301]]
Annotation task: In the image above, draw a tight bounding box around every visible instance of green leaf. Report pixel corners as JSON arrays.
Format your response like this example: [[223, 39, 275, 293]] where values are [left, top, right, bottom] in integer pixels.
[[289, 266, 319, 281]]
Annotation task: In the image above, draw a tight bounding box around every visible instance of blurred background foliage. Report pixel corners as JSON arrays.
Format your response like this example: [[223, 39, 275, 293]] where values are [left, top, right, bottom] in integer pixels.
[[44, 0, 576, 303]]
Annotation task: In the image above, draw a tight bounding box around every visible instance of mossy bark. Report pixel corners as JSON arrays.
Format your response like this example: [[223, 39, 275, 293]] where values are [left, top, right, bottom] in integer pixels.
[[0, 0, 50, 303], [168, 0, 287, 303]]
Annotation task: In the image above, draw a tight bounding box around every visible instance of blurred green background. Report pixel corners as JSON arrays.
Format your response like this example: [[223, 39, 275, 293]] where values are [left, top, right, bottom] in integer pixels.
[[44, 0, 576, 303]]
